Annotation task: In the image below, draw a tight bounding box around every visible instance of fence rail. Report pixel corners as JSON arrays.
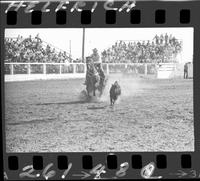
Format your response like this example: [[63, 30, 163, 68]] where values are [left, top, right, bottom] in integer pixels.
[[4, 62, 180, 82], [4, 62, 159, 75], [4, 63, 86, 75]]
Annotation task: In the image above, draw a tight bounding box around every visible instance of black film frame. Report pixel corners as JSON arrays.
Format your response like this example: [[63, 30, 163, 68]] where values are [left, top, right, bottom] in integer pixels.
[[1, 0, 200, 180]]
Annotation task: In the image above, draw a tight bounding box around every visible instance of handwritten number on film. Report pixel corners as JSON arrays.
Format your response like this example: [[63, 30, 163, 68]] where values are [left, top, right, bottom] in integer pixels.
[[141, 162, 162, 179], [87, 162, 129, 179], [90, 164, 106, 179], [19, 165, 40, 178], [42, 163, 56, 180], [62, 163, 72, 179], [19, 163, 72, 180], [170, 170, 200, 178], [14, 161, 163, 179], [116, 162, 129, 177]]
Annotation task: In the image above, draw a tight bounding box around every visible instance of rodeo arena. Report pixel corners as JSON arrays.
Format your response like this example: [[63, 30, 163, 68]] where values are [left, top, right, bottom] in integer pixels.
[[5, 30, 194, 152]]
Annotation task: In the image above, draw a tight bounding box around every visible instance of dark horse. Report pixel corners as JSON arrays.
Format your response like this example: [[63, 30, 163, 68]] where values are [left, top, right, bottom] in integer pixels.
[[85, 64, 100, 97]]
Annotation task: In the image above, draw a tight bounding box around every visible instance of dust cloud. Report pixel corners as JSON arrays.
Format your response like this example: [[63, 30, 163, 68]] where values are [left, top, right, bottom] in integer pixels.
[[78, 73, 154, 103], [100, 73, 154, 103]]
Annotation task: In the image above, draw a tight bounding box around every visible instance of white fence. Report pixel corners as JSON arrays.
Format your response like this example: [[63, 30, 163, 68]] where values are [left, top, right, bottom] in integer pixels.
[[4, 62, 182, 82], [4, 63, 86, 82], [4, 63, 86, 74]]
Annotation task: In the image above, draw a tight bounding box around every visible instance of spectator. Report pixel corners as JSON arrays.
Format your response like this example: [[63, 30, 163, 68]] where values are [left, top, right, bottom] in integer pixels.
[[4, 35, 71, 63], [5, 33, 182, 64], [101, 33, 182, 64]]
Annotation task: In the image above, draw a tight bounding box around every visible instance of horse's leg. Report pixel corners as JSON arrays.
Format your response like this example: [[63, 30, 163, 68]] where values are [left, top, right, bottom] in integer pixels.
[[100, 85, 104, 96], [99, 90, 102, 97], [93, 80, 97, 96], [110, 97, 113, 106], [113, 97, 117, 105], [86, 86, 89, 97], [87, 86, 91, 98]]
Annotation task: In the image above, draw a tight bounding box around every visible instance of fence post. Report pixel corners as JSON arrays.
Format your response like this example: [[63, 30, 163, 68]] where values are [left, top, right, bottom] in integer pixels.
[[59, 64, 62, 74], [43, 64, 46, 74], [107, 64, 109, 75], [11, 64, 14, 75], [84, 63, 87, 74], [27, 64, 31, 74], [73, 64, 76, 74], [144, 64, 147, 75], [125, 64, 127, 73]]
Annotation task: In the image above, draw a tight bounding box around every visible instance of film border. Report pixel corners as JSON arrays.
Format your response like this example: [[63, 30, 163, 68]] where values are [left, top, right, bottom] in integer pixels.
[[1, 0, 200, 180]]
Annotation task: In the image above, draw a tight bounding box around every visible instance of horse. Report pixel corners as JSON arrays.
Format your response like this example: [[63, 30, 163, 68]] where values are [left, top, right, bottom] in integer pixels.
[[85, 64, 100, 97]]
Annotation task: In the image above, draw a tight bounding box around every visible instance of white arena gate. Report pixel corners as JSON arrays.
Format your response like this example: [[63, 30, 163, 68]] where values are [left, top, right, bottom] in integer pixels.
[[157, 63, 177, 79], [4, 62, 184, 82]]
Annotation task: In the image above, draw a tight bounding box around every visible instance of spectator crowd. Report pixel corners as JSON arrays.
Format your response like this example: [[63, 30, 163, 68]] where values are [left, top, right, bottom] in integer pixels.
[[101, 34, 182, 63], [5, 34, 71, 63], [5, 33, 182, 64]]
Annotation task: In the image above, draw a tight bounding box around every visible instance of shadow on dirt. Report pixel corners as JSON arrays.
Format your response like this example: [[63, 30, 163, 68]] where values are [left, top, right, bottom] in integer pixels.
[[7, 117, 55, 125], [36, 100, 90, 106], [87, 106, 107, 110], [35, 96, 105, 106]]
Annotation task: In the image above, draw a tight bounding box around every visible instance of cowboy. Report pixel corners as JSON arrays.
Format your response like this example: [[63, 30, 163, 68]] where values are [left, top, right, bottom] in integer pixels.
[[91, 48, 100, 63], [91, 48, 106, 88]]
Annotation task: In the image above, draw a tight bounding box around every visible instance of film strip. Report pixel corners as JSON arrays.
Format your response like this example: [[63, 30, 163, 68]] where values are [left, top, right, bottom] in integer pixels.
[[1, 0, 200, 180]]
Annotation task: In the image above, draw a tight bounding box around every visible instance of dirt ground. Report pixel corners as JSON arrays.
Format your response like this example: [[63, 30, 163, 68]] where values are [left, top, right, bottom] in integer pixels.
[[5, 75, 194, 152]]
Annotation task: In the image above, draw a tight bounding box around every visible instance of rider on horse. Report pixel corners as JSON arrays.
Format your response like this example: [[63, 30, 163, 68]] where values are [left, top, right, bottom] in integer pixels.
[[84, 49, 106, 96], [91, 48, 106, 90], [85, 56, 98, 85]]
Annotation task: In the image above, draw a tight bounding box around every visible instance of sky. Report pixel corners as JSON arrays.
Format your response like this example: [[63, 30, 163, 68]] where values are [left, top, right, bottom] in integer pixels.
[[5, 28, 193, 62]]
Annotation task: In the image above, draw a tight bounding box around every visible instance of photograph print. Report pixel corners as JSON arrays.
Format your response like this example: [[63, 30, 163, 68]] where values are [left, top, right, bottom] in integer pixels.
[[4, 28, 194, 152]]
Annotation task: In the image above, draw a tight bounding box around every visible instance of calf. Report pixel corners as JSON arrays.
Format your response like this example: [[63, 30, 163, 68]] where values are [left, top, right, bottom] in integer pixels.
[[109, 81, 121, 106]]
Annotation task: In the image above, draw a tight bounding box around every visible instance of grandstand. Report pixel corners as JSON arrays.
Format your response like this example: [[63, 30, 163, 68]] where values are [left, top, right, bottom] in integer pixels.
[[101, 35, 182, 64], [4, 34, 185, 81], [4, 35, 74, 63]]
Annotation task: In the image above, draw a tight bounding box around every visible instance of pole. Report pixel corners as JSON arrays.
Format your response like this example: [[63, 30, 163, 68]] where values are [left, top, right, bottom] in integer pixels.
[[82, 28, 85, 63], [69, 40, 72, 62]]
